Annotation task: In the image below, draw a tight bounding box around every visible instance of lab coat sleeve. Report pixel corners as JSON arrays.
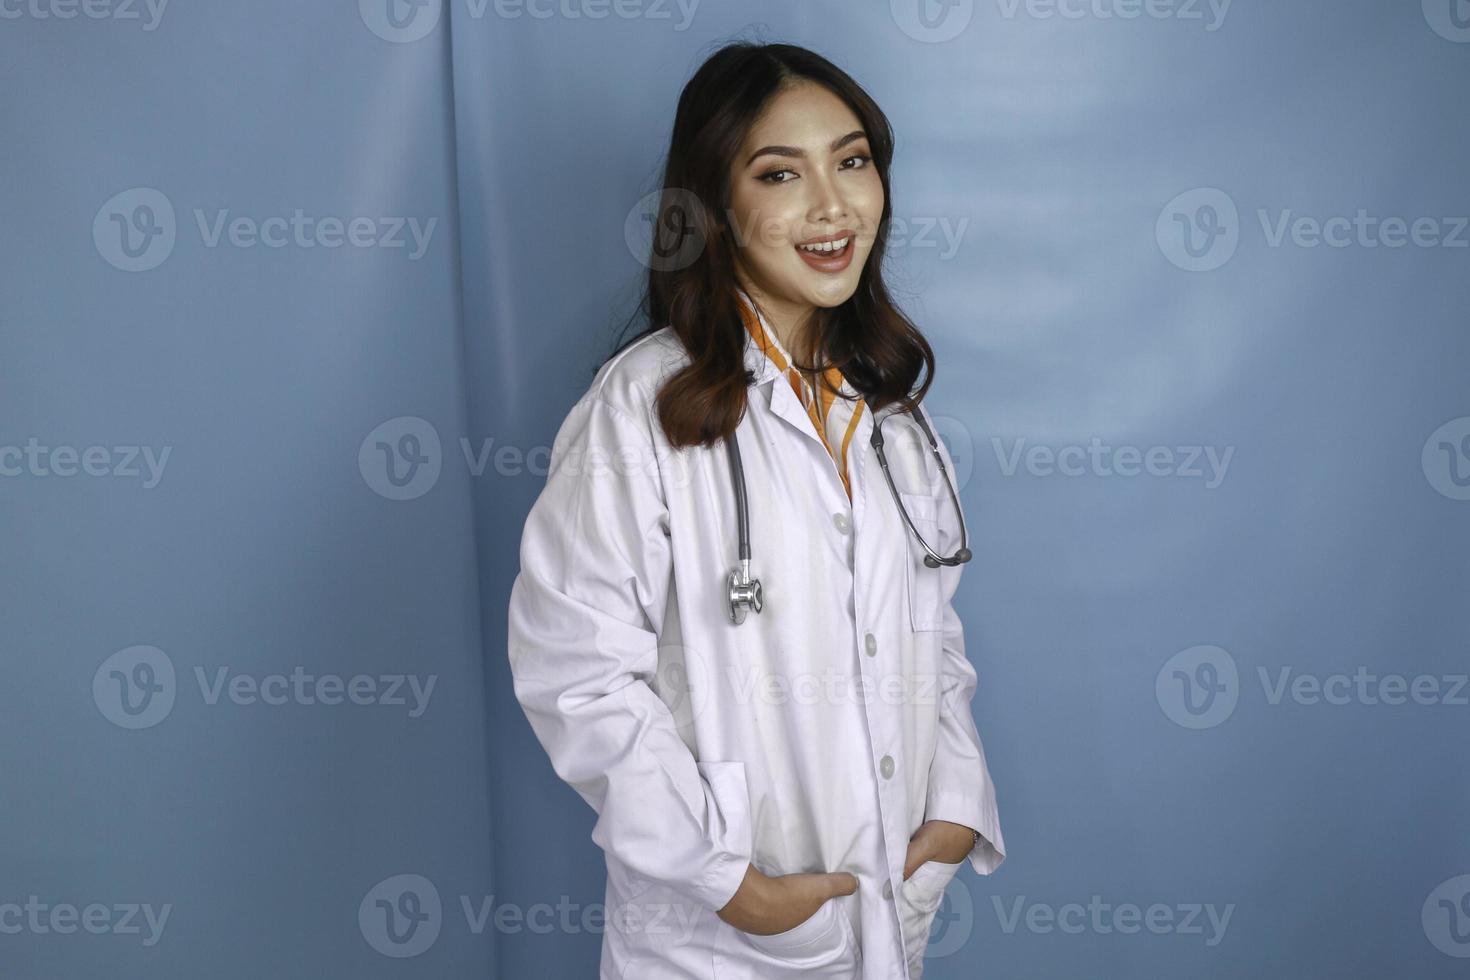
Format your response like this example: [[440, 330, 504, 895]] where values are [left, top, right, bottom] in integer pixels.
[[918, 405, 1007, 875], [507, 393, 753, 913]]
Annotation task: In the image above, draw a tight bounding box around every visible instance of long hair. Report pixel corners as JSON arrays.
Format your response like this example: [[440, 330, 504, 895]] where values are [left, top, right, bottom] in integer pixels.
[[608, 41, 935, 449]]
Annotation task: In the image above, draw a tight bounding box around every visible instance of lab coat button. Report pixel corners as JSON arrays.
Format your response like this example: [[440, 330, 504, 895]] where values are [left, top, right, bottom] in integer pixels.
[[864, 632, 877, 657], [882, 880, 894, 900], [832, 512, 850, 534], [879, 754, 895, 779]]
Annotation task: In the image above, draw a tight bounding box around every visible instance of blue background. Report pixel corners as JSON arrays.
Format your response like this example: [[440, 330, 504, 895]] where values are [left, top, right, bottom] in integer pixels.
[[2, 1, 1467, 977]]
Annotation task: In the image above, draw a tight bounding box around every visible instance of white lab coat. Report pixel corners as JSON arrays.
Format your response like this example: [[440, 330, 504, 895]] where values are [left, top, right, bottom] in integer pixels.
[[507, 303, 1005, 980]]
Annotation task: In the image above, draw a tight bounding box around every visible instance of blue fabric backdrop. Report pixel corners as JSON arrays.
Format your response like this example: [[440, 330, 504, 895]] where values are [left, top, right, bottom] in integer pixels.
[[3, 2, 1467, 977]]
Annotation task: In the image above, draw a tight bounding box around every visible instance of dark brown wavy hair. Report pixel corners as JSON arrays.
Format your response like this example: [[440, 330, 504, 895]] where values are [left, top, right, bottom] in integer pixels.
[[607, 40, 935, 449]]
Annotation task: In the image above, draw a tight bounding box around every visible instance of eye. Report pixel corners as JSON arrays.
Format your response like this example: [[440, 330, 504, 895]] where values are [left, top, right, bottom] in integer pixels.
[[757, 154, 872, 185]]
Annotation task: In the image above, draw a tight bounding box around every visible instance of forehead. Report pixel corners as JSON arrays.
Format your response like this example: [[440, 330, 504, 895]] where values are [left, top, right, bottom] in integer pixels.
[[742, 82, 864, 147]]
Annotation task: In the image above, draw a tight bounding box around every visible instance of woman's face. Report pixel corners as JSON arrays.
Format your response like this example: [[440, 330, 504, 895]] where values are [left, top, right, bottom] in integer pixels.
[[725, 81, 884, 334]]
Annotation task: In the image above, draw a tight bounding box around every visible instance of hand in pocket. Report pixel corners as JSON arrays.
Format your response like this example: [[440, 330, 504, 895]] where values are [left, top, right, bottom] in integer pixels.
[[902, 819, 975, 879], [717, 864, 858, 936]]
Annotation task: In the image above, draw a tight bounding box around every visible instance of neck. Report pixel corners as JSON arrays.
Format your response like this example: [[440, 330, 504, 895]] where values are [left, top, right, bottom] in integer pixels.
[[737, 278, 815, 362]]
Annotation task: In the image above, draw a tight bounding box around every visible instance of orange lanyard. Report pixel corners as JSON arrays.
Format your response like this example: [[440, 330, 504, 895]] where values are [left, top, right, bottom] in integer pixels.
[[738, 302, 866, 500]]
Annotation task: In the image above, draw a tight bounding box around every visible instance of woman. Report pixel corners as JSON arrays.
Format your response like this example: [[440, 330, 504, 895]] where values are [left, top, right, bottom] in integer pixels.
[[507, 41, 1005, 980]]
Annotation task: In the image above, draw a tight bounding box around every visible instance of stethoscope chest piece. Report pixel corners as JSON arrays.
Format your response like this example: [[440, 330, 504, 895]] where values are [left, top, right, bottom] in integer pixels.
[[726, 564, 763, 625]]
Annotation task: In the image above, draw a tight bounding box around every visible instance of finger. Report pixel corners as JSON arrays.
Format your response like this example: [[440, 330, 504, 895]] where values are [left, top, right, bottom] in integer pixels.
[[776, 872, 845, 903], [821, 871, 859, 897], [792, 871, 859, 901]]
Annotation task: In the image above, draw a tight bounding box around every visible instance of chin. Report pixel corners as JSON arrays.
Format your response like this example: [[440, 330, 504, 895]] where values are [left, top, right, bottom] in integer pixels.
[[803, 280, 861, 308]]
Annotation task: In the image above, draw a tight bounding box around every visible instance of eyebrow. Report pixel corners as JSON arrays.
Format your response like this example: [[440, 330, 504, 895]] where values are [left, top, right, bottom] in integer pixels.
[[745, 130, 869, 167]]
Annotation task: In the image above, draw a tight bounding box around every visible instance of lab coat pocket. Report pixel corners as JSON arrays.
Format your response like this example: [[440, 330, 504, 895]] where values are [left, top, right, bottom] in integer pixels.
[[899, 857, 964, 975], [714, 892, 860, 979], [899, 491, 943, 632]]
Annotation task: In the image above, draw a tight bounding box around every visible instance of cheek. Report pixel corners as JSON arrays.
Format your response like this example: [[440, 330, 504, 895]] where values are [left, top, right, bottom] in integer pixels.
[[853, 180, 885, 229], [731, 198, 805, 254]]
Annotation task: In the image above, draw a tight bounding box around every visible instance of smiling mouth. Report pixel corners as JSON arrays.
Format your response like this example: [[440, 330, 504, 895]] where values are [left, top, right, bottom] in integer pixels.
[[795, 235, 852, 258]]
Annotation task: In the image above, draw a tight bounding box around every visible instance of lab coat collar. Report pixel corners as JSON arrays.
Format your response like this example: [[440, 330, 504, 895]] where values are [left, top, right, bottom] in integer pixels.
[[734, 285, 785, 389], [734, 286, 871, 469], [734, 286, 860, 401]]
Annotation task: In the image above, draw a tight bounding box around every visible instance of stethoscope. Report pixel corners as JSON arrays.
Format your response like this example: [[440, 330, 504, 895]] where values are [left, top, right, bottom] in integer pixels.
[[724, 400, 971, 625]]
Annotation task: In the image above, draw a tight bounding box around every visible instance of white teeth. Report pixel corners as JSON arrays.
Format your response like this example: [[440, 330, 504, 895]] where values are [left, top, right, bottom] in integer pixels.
[[798, 237, 849, 254]]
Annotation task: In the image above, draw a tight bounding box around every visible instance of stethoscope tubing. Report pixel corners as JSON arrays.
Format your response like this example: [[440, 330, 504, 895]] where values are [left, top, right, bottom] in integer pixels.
[[725, 400, 970, 624]]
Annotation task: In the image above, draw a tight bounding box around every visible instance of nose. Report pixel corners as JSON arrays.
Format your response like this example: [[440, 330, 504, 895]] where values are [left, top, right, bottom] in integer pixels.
[[805, 168, 851, 225]]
